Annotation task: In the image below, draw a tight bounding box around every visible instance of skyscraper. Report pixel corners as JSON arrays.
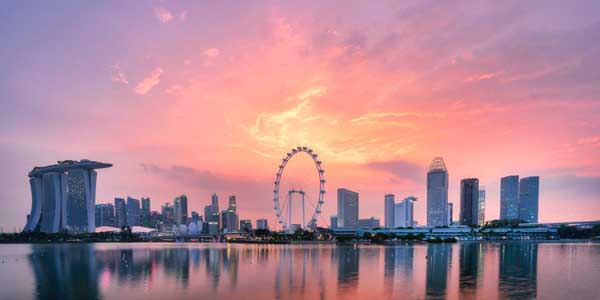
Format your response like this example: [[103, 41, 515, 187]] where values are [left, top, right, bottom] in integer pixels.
[[500, 175, 520, 220], [211, 192, 219, 207], [427, 157, 449, 227], [330, 216, 338, 229], [394, 196, 416, 228], [358, 217, 380, 229], [65, 169, 93, 233], [447, 203, 453, 225], [240, 220, 252, 232], [140, 197, 151, 226], [519, 176, 539, 223], [24, 160, 112, 233], [256, 219, 269, 230], [161, 202, 175, 225], [384, 194, 395, 228], [337, 188, 359, 228], [191, 211, 200, 223], [228, 195, 237, 213], [126, 196, 140, 226], [174, 195, 188, 225], [141, 197, 150, 211], [460, 178, 479, 226], [114, 198, 127, 228], [224, 195, 239, 232], [478, 187, 486, 225], [94, 203, 114, 227], [205, 193, 220, 234]]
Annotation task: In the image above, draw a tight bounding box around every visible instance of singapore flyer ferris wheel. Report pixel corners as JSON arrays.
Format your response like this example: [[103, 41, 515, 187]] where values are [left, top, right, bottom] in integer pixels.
[[273, 146, 325, 232]]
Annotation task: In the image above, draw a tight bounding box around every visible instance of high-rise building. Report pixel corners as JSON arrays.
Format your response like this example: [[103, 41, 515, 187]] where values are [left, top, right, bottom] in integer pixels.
[[211, 193, 219, 207], [427, 157, 449, 227], [221, 195, 239, 232], [460, 178, 479, 226], [208, 222, 219, 235], [174, 195, 188, 225], [240, 220, 252, 232], [478, 187, 486, 225], [24, 160, 112, 233], [337, 188, 359, 228], [140, 197, 151, 226], [384, 194, 395, 228], [394, 196, 416, 228], [447, 203, 453, 225], [205, 193, 220, 234], [500, 175, 520, 220], [141, 197, 150, 211], [330, 215, 338, 229], [191, 211, 200, 223], [65, 169, 93, 233], [256, 219, 269, 230], [114, 198, 127, 228], [228, 195, 237, 213], [95, 203, 114, 227], [161, 202, 175, 225], [222, 211, 239, 233], [519, 176, 539, 223], [358, 217, 380, 229], [126, 197, 140, 226]]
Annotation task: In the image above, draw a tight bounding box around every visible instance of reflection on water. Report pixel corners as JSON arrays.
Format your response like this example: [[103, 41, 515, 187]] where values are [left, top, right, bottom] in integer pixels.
[[499, 243, 537, 300], [0, 242, 598, 299], [426, 244, 452, 299], [336, 246, 359, 292], [459, 243, 484, 299], [29, 244, 99, 300]]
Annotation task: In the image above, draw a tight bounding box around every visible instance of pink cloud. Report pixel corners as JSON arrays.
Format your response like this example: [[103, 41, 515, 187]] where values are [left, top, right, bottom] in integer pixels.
[[134, 68, 163, 95], [111, 64, 128, 84], [203, 48, 220, 57], [154, 7, 173, 24]]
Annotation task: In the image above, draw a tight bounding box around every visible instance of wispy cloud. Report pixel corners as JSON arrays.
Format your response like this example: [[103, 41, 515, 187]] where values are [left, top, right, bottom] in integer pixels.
[[135, 68, 163, 95], [577, 135, 600, 147], [203, 48, 220, 58], [350, 112, 445, 124], [111, 64, 128, 84], [154, 7, 173, 24], [464, 72, 500, 83]]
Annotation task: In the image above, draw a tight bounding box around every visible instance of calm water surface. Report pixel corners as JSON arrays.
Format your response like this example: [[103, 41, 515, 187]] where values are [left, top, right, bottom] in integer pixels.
[[0, 242, 599, 300]]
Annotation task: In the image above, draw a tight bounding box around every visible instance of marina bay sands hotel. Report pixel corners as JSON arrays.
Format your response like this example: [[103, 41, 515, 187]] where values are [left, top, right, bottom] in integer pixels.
[[24, 160, 112, 233]]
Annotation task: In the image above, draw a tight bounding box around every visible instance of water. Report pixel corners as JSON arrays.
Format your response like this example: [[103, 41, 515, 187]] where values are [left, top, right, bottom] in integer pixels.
[[0, 242, 599, 300]]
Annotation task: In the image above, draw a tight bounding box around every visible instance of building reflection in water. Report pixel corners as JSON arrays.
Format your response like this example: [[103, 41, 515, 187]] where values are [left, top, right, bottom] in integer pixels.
[[498, 243, 538, 299], [384, 246, 414, 280], [459, 243, 484, 299], [274, 247, 308, 299], [336, 246, 360, 293], [28, 244, 243, 299], [426, 244, 452, 299], [28, 244, 100, 300]]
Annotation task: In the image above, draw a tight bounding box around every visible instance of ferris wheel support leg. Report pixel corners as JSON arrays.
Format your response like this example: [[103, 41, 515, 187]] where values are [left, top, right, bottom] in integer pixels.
[[302, 193, 305, 230], [288, 194, 292, 233]]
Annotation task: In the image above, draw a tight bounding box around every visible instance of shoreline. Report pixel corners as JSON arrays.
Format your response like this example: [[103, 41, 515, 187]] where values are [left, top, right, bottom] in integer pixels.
[[0, 239, 598, 245]]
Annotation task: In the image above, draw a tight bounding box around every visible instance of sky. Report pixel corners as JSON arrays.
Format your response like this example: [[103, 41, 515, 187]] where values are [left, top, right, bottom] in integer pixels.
[[1, 1, 599, 231]]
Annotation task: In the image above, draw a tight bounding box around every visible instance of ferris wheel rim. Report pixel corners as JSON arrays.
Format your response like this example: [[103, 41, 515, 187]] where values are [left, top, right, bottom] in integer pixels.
[[273, 146, 325, 230]]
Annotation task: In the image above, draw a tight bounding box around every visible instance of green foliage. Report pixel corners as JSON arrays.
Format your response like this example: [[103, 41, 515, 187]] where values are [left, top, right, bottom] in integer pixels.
[[481, 219, 522, 229], [335, 235, 355, 242], [558, 225, 600, 239]]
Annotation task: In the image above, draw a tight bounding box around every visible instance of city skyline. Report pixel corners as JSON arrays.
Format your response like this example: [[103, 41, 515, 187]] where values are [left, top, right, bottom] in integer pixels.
[[10, 153, 574, 233], [2, 1, 600, 231]]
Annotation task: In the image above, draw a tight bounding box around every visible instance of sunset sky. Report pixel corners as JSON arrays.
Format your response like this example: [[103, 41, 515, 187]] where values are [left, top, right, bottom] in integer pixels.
[[1, 1, 599, 231]]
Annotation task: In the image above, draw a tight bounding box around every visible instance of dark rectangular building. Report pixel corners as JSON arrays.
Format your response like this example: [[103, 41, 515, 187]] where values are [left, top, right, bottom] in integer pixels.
[[460, 178, 479, 226]]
